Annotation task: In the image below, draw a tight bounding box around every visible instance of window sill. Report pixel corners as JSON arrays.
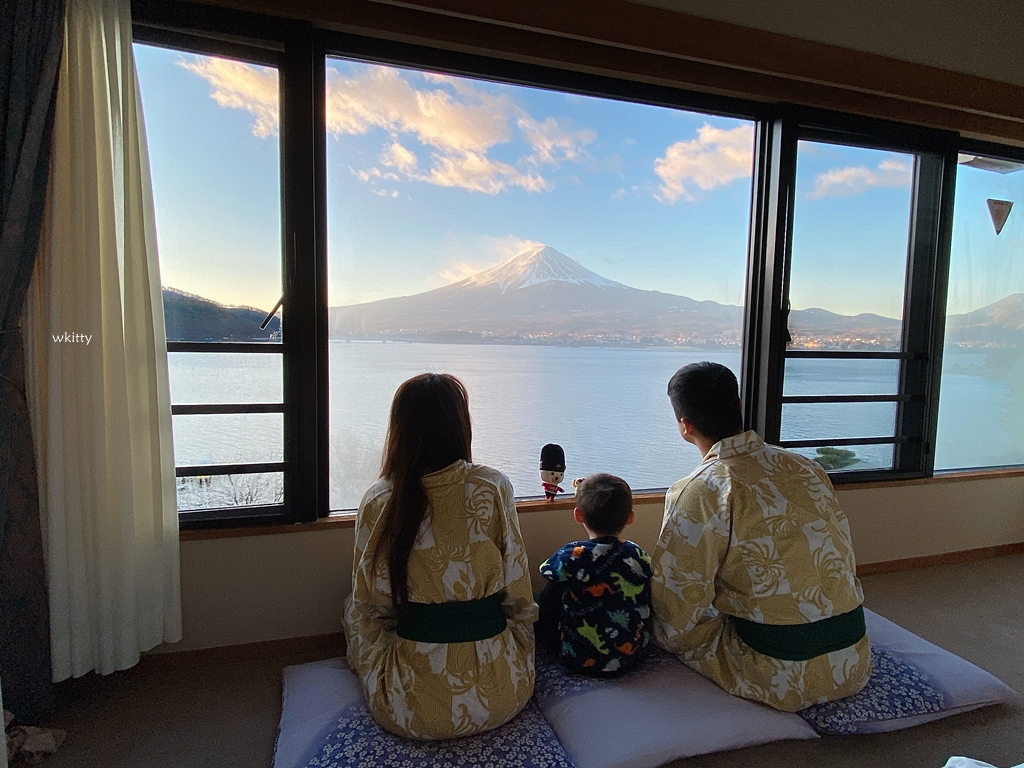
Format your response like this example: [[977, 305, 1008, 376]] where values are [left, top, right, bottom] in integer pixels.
[[177, 468, 1024, 541]]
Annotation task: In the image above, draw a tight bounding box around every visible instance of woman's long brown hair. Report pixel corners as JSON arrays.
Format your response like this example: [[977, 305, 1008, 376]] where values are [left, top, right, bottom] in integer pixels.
[[371, 373, 472, 610]]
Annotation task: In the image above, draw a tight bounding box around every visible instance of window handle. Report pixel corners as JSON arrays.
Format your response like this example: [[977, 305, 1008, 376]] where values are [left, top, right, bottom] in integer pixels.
[[261, 296, 284, 330]]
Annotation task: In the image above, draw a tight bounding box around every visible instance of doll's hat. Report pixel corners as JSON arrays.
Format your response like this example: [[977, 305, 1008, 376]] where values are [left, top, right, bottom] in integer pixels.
[[540, 443, 565, 472]]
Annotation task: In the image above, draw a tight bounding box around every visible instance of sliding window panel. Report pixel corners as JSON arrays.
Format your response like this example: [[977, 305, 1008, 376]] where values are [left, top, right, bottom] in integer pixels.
[[136, 39, 290, 521], [935, 150, 1024, 470], [779, 138, 922, 474], [323, 56, 756, 510]]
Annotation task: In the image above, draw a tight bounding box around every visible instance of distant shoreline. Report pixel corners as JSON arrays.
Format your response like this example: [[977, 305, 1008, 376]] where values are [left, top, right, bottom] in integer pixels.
[[328, 336, 740, 350]]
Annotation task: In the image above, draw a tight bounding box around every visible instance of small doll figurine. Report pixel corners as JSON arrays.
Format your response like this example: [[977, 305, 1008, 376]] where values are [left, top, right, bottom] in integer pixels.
[[540, 443, 566, 501]]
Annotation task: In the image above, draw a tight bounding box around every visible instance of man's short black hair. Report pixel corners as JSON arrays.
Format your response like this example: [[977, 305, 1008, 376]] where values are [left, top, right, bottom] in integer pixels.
[[667, 361, 743, 444], [576, 473, 632, 536]]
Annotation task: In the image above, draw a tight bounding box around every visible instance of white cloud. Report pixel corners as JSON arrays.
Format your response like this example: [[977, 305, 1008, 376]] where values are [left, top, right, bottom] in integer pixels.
[[381, 141, 419, 176], [516, 115, 596, 166], [177, 57, 279, 138], [181, 55, 596, 196], [653, 123, 754, 204], [324, 65, 593, 194], [808, 159, 912, 199]]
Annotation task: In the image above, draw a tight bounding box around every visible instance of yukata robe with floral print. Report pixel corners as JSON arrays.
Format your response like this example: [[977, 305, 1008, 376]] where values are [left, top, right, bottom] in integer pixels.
[[651, 431, 871, 712], [343, 460, 538, 740]]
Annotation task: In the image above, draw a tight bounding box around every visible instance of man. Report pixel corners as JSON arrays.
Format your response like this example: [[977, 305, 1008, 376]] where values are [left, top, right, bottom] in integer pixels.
[[651, 361, 871, 711]]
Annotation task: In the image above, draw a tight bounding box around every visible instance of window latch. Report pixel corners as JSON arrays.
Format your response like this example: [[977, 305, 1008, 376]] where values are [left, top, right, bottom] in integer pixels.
[[261, 296, 284, 330]]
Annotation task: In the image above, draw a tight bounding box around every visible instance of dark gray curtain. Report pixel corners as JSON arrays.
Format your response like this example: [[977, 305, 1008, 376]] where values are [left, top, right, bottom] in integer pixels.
[[0, 0, 66, 723]]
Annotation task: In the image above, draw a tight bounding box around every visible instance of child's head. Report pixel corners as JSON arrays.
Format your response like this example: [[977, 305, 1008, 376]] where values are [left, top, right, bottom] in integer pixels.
[[573, 473, 633, 537]]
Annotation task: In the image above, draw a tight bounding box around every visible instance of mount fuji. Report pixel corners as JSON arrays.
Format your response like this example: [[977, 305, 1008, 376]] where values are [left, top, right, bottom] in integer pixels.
[[328, 244, 743, 345]]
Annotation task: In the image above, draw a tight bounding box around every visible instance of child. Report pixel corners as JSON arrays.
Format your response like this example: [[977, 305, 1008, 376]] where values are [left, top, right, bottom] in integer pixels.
[[535, 473, 652, 676]]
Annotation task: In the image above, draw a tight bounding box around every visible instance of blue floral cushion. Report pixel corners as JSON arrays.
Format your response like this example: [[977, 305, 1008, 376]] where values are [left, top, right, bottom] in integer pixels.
[[304, 700, 576, 768], [799, 646, 945, 735]]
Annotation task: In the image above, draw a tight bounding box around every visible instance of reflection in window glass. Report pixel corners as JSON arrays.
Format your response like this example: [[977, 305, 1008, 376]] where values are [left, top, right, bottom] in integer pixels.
[[787, 142, 914, 351], [326, 58, 755, 509], [935, 155, 1024, 470]]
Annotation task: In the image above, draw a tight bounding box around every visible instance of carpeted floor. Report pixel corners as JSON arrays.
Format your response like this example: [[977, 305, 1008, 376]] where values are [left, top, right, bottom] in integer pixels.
[[33, 554, 1024, 768]]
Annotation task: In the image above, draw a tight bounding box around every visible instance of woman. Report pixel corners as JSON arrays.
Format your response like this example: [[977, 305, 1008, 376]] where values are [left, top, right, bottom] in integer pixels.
[[342, 373, 537, 740]]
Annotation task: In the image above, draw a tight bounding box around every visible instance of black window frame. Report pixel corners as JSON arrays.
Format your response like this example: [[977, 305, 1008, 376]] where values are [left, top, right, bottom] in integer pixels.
[[132, 0, 1015, 529], [748, 110, 959, 481]]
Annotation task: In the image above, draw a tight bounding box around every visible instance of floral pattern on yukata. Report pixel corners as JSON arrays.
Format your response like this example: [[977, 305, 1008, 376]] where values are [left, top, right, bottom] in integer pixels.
[[305, 701, 576, 768], [798, 646, 945, 734], [651, 431, 873, 712], [532, 643, 677, 703], [343, 461, 538, 740]]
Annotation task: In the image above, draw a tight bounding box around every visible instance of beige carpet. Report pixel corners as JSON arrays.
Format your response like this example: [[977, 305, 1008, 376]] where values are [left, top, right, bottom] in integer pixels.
[[34, 554, 1024, 768]]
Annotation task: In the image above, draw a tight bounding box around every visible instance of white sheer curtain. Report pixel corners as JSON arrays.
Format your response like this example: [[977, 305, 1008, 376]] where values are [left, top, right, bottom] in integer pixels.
[[22, 0, 181, 680]]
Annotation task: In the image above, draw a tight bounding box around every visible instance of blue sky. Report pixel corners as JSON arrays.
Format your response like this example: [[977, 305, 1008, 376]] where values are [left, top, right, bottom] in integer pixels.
[[135, 44, 1021, 320]]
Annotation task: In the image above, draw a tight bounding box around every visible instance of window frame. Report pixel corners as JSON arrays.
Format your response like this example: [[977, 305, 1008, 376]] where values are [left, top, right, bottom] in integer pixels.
[[750, 111, 959, 481], [132, 0, 1017, 528], [134, 6, 322, 528]]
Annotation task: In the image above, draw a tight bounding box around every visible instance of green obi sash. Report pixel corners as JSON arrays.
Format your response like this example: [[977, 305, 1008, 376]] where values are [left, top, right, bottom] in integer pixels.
[[732, 605, 866, 662], [396, 592, 507, 644]]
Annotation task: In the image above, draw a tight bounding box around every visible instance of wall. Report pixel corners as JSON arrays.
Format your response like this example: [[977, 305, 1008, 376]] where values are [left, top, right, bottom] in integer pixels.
[[156, 474, 1024, 653]]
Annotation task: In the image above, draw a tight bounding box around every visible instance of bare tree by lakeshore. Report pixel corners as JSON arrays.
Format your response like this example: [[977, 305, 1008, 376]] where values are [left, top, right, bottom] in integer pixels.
[[176, 472, 283, 510]]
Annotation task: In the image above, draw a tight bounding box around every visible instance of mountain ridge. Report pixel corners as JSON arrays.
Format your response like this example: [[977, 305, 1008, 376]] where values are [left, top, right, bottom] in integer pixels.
[[328, 244, 905, 348], [157, 247, 1023, 348]]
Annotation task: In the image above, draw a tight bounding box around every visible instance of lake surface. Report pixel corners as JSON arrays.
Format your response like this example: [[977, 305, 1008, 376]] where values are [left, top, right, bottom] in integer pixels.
[[168, 344, 1024, 511]]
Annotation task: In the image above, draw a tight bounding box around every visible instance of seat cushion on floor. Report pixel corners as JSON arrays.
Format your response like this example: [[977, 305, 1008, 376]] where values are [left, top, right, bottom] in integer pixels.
[[798, 609, 1018, 735], [274, 659, 359, 768], [533, 644, 819, 768], [273, 658, 575, 768], [304, 700, 575, 768]]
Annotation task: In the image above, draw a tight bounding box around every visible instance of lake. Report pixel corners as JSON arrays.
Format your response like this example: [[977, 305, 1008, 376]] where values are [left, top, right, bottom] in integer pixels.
[[168, 343, 1024, 511]]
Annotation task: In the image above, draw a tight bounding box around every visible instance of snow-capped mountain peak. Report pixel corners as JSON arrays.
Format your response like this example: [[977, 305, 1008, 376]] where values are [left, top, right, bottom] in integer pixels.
[[460, 245, 627, 293]]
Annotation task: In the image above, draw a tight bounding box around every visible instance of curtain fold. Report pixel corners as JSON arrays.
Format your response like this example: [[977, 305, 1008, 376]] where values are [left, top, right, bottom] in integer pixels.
[[23, 0, 182, 681], [0, 0, 66, 724]]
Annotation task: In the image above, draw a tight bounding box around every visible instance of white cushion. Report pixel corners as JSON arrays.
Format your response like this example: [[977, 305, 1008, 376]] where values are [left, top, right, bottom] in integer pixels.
[[274, 659, 361, 768], [533, 645, 819, 768]]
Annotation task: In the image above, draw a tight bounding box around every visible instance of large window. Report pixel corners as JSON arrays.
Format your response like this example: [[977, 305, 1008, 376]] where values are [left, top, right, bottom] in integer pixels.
[[324, 58, 754, 509], [135, 40, 288, 522], [131, 4, 1023, 528]]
